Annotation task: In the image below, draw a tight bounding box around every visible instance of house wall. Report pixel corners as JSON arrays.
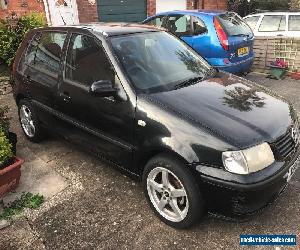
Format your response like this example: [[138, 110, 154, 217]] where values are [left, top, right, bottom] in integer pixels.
[[0, 0, 228, 23], [77, 0, 228, 23], [0, 0, 45, 20], [201, 0, 227, 10], [76, 0, 98, 23], [147, 0, 155, 16]]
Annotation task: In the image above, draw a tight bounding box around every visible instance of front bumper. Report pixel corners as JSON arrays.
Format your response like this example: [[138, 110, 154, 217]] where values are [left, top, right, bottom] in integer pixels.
[[196, 149, 300, 218]]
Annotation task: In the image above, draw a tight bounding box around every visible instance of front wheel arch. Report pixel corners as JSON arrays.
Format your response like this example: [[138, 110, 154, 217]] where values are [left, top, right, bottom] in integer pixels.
[[137, 147, 194, 179]]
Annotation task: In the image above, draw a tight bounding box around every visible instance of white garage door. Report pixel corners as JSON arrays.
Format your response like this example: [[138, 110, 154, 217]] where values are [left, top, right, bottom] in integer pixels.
[[156, 0, 187, 14]]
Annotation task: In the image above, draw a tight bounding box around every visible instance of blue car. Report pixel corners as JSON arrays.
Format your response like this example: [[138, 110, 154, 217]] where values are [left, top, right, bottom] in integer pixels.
[[143, 10, 254, 74]]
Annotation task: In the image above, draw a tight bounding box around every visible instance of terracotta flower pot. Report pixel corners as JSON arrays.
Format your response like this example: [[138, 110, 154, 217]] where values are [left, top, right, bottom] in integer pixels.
[[0, 157, 24, 198], [290, 72, 300, 80]]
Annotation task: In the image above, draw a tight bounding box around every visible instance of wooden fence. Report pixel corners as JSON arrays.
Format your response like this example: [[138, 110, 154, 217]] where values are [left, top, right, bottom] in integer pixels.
[[252, 36, 300, 73]]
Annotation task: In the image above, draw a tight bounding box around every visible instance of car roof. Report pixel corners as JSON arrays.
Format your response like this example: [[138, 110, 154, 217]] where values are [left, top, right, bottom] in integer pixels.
[[245, 12, 300, 16], [35, 23, 161, 37], [155, 9, 227, 16]]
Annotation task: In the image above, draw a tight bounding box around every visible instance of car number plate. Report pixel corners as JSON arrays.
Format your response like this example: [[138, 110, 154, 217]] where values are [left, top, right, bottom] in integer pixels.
[[237, 47, 249, 56], [284, 155, 300, 182]]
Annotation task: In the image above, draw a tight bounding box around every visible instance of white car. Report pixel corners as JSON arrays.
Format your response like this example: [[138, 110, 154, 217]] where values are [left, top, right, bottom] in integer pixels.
[[244, 12, 300, 37]]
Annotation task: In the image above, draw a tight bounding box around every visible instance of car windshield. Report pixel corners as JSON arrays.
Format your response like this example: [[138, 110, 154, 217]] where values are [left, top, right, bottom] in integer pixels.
[[218, 13, 252, 36], [110, 31, 211, 94]]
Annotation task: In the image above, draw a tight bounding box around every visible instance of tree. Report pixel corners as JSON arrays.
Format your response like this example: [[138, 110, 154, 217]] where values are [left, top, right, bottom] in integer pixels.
[[228, 0, 290, 17], [289, 0, 300, 10], [222, 87, 266, 112]]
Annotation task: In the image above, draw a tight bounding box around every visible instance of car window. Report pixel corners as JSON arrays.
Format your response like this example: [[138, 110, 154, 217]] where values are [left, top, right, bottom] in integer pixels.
[[145, 16, 165, 27], [193, 17, 207, 35], [289, 15, 300, 31], [167, 15, 191, 36], [217, 13, 252, 36], [111, 31, 210, 94], [65, 34, 115, 87], [258, 15, 286, 32], [244, 16, 260, 30], [34, 32, 67, 76], [18, 32, 41, 72]]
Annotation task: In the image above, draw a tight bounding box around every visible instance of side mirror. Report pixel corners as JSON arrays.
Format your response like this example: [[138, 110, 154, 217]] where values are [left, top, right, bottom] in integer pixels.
[[193, 24, 207, 36], [89, 80, 117, 97]]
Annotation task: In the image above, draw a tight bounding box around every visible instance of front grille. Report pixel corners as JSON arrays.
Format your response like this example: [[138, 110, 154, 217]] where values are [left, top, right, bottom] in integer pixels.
[[271, 130, 297, 160]]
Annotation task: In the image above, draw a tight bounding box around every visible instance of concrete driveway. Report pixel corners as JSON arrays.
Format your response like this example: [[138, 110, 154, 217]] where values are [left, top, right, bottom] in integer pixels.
[[0, 73, 299, 250]]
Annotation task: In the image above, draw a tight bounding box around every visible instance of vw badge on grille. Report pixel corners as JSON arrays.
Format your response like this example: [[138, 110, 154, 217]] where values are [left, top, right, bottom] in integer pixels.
[[291, 124, 300, 144]]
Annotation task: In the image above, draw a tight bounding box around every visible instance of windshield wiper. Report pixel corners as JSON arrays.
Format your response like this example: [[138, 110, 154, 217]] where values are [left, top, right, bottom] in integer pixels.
[[174, 76, 203, 90], [203, 67, 217, 80], [231, 33, 250, 37]]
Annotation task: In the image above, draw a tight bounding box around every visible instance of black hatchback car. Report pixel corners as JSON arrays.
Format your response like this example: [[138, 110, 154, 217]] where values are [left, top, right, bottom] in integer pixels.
[[12, 23, 300, 228]]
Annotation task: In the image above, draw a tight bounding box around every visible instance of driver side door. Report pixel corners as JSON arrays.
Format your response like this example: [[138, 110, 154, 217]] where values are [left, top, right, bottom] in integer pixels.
[[189, 16, 211, 58], [57, 33, 135, 169]]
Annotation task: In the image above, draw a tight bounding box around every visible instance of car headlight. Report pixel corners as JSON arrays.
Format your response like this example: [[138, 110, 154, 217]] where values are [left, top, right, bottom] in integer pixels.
[[222, 143, 275, 175]]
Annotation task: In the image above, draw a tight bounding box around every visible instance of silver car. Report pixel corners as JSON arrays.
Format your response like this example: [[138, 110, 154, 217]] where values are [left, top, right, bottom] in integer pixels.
[[244, 12, 300, 37]]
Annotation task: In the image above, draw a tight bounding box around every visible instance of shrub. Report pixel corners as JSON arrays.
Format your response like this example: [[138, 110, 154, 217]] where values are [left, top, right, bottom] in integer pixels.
[[0, 13, 47, 66], [0, 105, 12, 166], [0, 105, 10, 134], [289, 0, 300, 10], [0, 128, 13, 166], [228, 0, 290, 17]]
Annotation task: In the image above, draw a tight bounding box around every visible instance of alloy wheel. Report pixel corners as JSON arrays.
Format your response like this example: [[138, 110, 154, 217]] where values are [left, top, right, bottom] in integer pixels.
[[147, 167, 189, 222], [20, 105, 35, 138]]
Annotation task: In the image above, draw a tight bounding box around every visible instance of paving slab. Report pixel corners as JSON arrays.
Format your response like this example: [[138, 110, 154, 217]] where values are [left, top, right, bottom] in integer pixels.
[[2, 156, 68, 206]]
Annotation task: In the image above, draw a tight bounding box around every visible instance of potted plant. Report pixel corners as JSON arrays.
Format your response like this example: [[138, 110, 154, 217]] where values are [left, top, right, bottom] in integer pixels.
[[0, 130, 23, 197], [269, 59, 288, 80], [0, 106, 23, 198], [0, 106, 17, 154], [290, 70, 300, 80]]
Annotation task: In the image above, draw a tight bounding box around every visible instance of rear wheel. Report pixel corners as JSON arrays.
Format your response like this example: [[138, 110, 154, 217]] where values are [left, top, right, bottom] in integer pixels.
[[143, 154, 205, 229], [18, 99, 46, 142]]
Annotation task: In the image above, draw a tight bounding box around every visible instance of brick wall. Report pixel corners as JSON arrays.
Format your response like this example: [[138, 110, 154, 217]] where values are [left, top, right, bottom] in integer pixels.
[[0, 0, 45, 20], [202, 0, 227, 10], [188, 0, 227, 10], [187, 0, 196, 9], [147, 0, 156, 17], [76, 0, 98, 23]]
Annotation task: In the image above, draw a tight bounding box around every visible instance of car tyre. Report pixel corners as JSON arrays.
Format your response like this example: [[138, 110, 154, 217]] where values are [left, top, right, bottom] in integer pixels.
[[18, 99, 46, 142], [143, 154, 205, 229]]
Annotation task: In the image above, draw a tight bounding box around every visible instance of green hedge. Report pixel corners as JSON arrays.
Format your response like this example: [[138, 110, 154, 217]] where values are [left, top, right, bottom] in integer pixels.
[[0, 13, 47, 67]]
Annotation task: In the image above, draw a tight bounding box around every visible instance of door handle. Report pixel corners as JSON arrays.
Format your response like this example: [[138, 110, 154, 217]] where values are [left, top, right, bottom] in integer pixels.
[[60, 92, 71, 102]]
